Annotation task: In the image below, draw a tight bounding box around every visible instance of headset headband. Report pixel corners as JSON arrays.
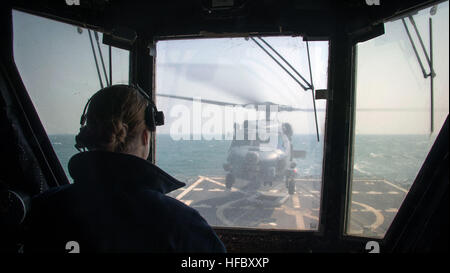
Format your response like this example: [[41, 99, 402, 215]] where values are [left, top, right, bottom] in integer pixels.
[[76, 84, 164, 151]]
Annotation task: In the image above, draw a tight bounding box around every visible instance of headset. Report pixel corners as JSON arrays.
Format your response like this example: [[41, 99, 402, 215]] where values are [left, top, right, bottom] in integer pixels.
[[76, 84, 164, 151]]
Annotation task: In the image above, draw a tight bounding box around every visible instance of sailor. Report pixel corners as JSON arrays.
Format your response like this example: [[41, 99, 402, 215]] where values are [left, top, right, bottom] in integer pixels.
[[25, 84, 226, 253]]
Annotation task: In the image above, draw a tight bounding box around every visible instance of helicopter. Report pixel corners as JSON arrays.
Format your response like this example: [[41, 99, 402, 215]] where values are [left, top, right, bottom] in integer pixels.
[[223, 119, 304, 194], [157, 93, 310, 194]]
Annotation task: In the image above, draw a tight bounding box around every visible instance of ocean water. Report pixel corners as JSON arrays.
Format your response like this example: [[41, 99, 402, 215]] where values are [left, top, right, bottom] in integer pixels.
[[49, 134, 435, 188]]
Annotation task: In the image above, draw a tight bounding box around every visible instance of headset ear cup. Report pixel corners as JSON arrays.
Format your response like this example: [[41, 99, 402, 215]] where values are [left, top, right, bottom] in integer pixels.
[[155, 111, 164, 126], [145, 106, 156, 131], [75, 126, 88, 151]]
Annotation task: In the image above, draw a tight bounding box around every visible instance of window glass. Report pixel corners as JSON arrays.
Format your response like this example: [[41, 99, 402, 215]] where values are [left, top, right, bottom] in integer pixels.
[[156, 37, 329, 230], [348, 2, 449, 238], [13, 10, 130, 182]]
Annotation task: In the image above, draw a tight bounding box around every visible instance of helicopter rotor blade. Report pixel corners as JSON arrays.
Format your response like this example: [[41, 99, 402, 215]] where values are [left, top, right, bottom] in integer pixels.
[[157, 93, 320, 112], [157, 93, 241, 107]]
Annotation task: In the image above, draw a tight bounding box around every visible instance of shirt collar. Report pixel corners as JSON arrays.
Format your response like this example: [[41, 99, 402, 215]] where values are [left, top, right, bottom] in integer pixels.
[[68, 151, 185, 194]]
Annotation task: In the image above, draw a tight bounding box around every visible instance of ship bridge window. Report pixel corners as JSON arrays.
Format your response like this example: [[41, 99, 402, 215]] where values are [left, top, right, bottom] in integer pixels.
[[155, 37, 329, 230], [12, 10, 130, 182], [347, 2, 449, 238]]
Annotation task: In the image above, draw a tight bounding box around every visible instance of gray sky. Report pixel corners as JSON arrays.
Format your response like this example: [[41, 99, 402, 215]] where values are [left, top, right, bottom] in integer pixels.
[[12, 2, 449, 136], [155, 37, 328, 136], [13, 10, 130, 134]]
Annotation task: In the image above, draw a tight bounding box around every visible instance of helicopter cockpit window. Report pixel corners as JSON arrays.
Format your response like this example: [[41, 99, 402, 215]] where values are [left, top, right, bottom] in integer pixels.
[[156, 37, 329, 230], [347, 2, 449, 238], [12, 10, 130, 182]]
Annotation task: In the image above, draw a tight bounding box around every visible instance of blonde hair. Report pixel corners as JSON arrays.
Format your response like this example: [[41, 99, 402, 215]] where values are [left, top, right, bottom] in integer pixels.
[[75, 85, 148, 153]]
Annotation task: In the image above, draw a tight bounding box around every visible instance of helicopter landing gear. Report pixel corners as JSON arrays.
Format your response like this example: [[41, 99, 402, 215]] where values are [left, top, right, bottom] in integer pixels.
[[225, 173, 235, 189], [285, 162, 297, 195]]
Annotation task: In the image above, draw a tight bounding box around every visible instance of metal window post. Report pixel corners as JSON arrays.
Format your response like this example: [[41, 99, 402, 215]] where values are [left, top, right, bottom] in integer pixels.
[[129, 37, 156, 163], [320, 29, 356, 248]]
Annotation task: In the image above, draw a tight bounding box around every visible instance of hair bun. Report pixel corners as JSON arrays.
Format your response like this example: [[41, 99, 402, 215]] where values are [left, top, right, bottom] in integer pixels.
[[111, 121, 128, 151]]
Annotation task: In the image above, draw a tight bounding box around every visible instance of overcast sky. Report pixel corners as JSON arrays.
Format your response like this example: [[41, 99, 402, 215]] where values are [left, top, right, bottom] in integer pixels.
[[155, 36, 328, 137], [12, 2, 449, 137]]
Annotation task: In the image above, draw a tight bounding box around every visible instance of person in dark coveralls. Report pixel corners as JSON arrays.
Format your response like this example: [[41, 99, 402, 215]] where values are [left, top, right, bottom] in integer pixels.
[[25, 85, 226, 253]]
